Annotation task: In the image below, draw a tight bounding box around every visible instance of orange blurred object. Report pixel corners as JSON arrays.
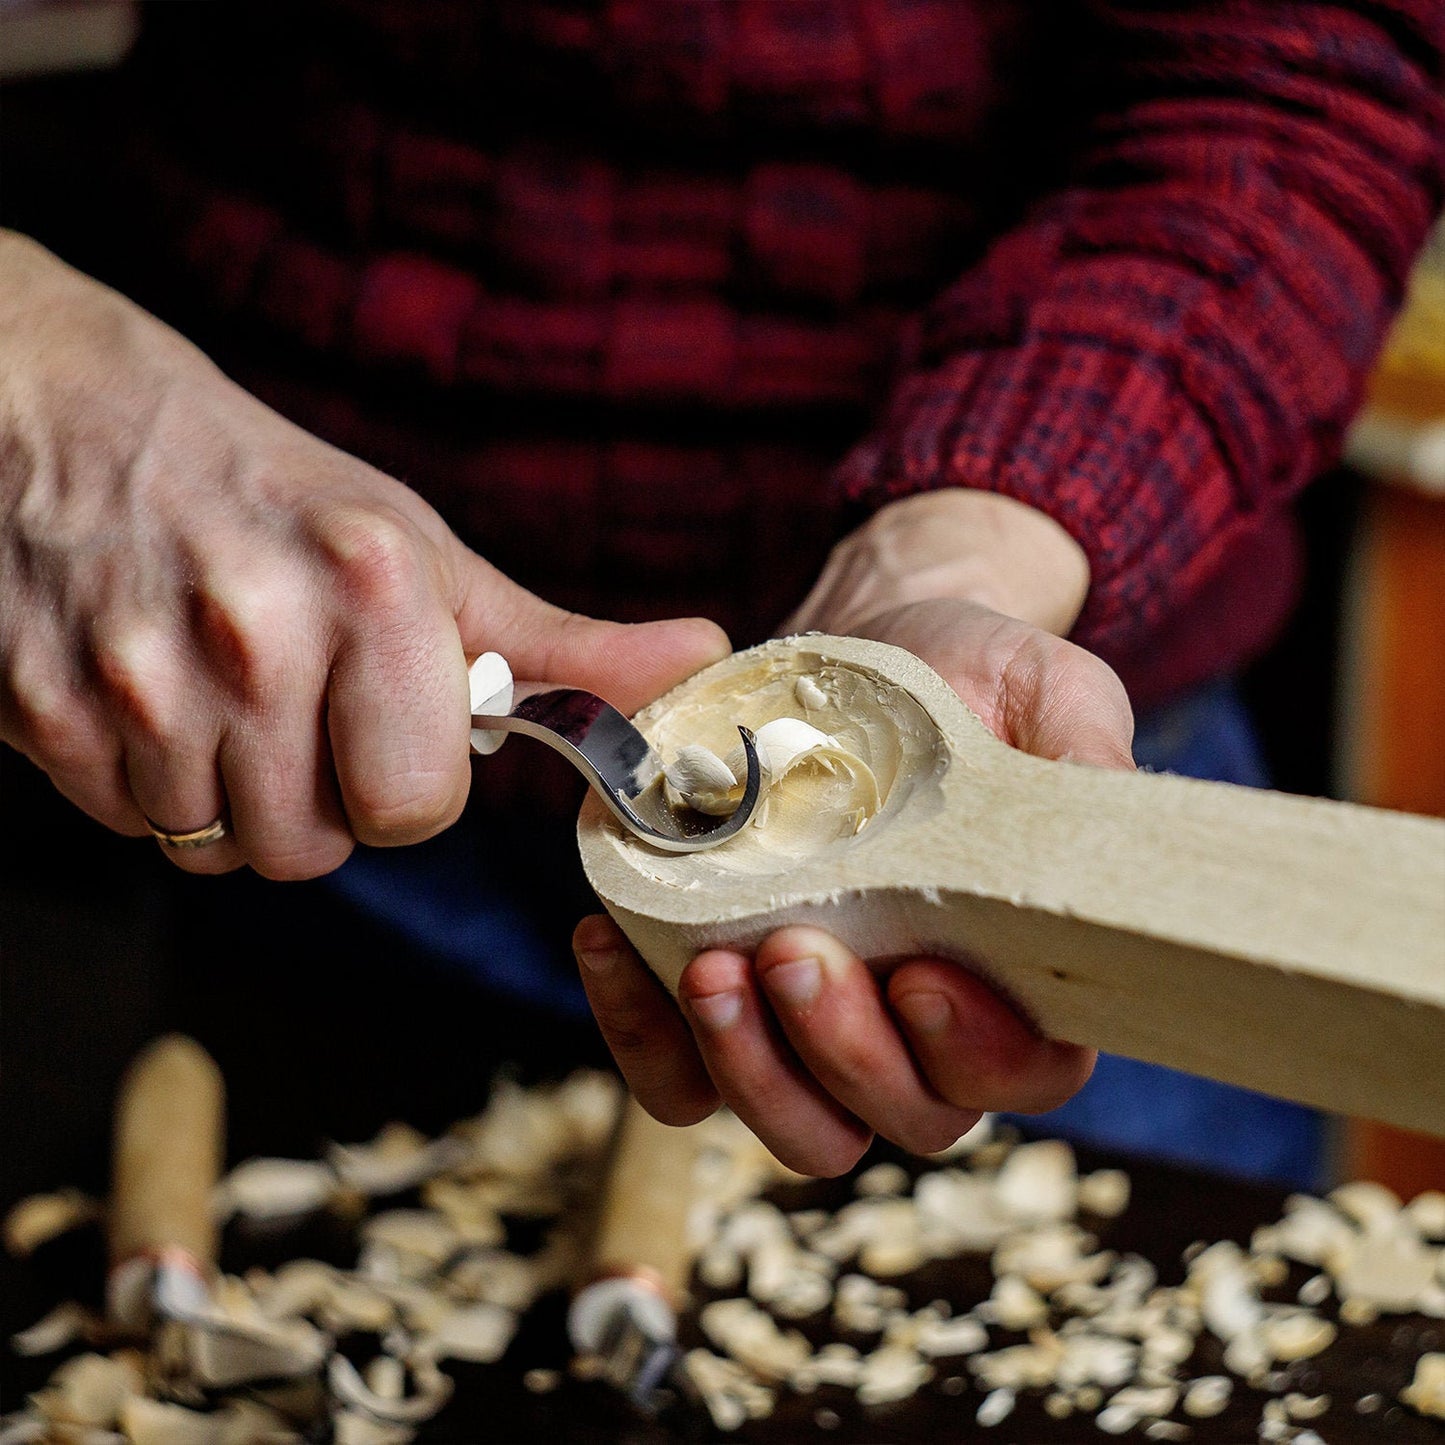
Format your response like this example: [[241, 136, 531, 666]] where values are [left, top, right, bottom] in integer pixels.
[[1339, 230, 1445, 1196]]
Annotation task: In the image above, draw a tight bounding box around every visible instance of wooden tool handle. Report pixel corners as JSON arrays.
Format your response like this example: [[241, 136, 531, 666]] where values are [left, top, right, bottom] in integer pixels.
[[110, 1034, 225, 1271], [581, 635, 1445, 1136], [589, 1096, 702, 1304]]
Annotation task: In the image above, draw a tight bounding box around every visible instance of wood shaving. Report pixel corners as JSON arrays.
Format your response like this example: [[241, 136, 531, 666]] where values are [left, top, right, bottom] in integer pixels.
[[1078, 1169, 1131, 1219], [415, 1302, 517, 1364], [121, 1396, 299, 1445], [855, 1344, 933, 1405], [1329, 1226, 1438, 1311], [682, 1348, 775, 1431], [1406, 1191, 1445, 1239], [698, 1299, 810, 1382], [29, 1352, 144, 1429], [993, 1141, 1077, 1223], [927, 1113, 994, 1160], [1283, 1391, 1331, 1420], [1144, 1421, 1191, 1441], [2, 1189, 100, 1257], [980, 1274, 1048, 1330], [214, 1159, 338, 1223], [1182, 1375, 1232, 1418], [853, 1163, 910, 1197], [914, 1313, 988, 1359], [992, 1224, 1113, 1292], [1401, 1352, 1445, 1418], [1260, 1308, 1336, 1361], [1329, 1180, 1403, 1233], [975, 1386, 1015, 1427], [327, 1124, 464, 1197], [10, 1302, 101, 1358], [789, 1342, 862, 1392]]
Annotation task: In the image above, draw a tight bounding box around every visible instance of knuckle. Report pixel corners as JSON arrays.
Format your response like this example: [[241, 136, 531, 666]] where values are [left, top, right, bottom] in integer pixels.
[[90, 626, 180, 742], [192, 578, 295, 705], [320, 508, 425, 614], [11, 683, 95, 770]]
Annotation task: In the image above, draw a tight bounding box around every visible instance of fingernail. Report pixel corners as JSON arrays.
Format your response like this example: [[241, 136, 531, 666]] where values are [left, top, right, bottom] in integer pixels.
[[895, 990, 952, 1037], [690, 990, 742, 1033], [765, 956, 822, 1009], [576, 947, 621, 976]]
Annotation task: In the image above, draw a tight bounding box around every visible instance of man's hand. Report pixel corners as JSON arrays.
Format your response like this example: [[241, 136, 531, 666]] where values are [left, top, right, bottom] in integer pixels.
[[0, 233, 730, 876], [574, 491, 1135, 1175]]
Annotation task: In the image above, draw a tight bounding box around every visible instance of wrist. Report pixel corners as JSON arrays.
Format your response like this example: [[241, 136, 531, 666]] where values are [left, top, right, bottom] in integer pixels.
[[791, 490, 1090, 639], [918, 490, 1090, 634]]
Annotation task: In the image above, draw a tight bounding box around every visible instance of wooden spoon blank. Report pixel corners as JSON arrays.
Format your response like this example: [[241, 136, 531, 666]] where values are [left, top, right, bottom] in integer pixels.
[[579, 636, 1445, 1136]]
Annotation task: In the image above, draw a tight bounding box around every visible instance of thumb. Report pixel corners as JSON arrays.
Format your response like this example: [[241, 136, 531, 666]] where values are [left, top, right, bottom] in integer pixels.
[[455, 553, 732, 715], [1002, 635, 1137, 771]]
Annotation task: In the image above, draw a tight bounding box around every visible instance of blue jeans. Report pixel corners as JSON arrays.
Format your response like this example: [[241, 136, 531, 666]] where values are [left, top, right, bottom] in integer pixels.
[[1012, 681, 1326, 1190], [330, 680, 1326, 1189]]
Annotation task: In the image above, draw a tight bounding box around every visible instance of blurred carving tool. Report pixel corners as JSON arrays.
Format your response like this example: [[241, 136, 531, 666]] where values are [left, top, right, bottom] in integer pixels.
[[107, 1033, 224, 1331], [568, 1095, 705, 1412], [107, 1035, 326, 1385]]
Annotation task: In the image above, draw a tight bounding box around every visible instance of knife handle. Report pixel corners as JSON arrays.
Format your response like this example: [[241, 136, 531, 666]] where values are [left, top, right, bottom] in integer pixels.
[[589, 1095, 701, 1306], [109, 1034, 225, 1275]]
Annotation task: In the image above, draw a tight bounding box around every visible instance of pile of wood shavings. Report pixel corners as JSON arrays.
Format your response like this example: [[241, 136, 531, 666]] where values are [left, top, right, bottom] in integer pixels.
[[6, 1087, 1445, 1444], [2, 1073, 625, 1445], [678, 1121, 1445, 1440]]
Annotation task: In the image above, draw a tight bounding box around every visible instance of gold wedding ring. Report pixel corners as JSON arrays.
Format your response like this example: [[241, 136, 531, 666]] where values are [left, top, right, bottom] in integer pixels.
[[145, 816, 229, 850]]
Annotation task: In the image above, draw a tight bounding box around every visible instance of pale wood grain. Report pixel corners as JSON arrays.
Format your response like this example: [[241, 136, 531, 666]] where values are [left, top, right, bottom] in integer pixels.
[[580, 636, 1445, 1136], [589, 1096, 702, 1304], [109, 1034, 224, 1271]]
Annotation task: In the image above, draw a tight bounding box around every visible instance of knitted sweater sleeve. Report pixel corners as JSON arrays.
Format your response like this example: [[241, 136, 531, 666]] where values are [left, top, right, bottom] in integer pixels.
[[836, 1, 1445, 655]]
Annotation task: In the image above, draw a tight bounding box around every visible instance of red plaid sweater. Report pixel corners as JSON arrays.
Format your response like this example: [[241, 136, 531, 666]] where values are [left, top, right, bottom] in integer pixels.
[[124, 1, 1445, 708]]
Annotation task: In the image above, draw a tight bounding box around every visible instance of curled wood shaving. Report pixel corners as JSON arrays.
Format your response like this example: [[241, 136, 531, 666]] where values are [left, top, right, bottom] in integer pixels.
[[327, 1354, 452, 1425], [914, 1313, 988, 1359], [1328, 1227, 1439, 1311], [1406, 1191, 1445, 1239], [790, 1342, 863, 1392], [1329, 1180, 1403, 1233]]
